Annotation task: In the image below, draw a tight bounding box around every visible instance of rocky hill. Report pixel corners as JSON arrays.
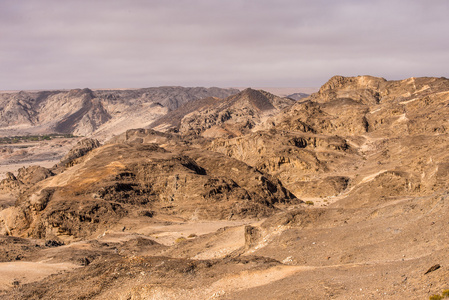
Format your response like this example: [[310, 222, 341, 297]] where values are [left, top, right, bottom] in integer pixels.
[[272, 75, 449, 137], [0, 131, 295, 241], [0, 87, 239, 140], [208, 131, 354, 198], [286, 92, 309, 101], [152, 88, 295, 138], [149, 96, 224, 132], [2, 76, 449, 299]]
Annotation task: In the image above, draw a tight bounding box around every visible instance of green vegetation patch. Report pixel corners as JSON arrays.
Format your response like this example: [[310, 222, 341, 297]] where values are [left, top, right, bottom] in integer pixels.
[[0, 133, 76, 144], [430, 289, 449, 300]]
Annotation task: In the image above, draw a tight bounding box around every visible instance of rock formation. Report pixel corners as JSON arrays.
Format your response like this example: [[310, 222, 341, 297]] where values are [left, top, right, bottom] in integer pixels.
[[152, 88, 295, 138], [0, 132, 296, 241]]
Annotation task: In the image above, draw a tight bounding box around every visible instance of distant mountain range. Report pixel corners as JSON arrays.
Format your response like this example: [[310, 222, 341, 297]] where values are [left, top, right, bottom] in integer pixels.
[[0, 87, 239, 139]]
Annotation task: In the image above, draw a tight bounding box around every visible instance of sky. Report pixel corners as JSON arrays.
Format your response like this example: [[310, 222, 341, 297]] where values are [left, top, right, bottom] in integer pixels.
[[1, 0, 448, 90]]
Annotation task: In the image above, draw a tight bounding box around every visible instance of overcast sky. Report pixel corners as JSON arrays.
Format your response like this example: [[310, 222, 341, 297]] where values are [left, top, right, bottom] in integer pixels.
[[1, 0, 448, 90]]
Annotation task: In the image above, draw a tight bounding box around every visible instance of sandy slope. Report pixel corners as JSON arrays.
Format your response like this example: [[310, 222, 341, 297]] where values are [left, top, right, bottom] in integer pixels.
[[0, 261, 79, 290]]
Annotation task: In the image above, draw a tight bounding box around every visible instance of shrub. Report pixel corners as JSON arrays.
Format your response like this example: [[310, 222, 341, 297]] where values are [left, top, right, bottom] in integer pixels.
[[175, 237, 187, 244], [305, 201, 314, 206], [430, 288, 449, 299]]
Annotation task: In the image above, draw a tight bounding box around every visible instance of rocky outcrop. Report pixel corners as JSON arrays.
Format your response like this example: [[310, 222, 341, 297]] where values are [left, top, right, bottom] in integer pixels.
[[106, 128, 178, 145], [271, 76, 449, 137], [291, 176, 350, 198], [54, 138, 101, 170], [0, 166, 53, 194], [0, 172, 20, 193], [271, 99, 370, 136], [311, 75, 386, 105], [177, 88, 295, 138], [208, 130, 355, 197], [0, 140, 296, 240], [16, 166, 54, 186], [150, 97, 224, 132]]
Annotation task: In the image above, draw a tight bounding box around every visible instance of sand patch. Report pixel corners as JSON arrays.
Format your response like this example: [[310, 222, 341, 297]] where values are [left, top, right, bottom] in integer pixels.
[[0, 261, 79, 290]]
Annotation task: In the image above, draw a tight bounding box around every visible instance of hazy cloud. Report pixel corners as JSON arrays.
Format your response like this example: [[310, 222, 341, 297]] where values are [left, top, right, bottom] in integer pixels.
[[1, 0, 448, 90]]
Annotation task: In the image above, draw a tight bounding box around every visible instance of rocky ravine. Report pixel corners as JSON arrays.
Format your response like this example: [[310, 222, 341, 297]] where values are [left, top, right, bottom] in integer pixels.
[[1, 76, 449, 299]]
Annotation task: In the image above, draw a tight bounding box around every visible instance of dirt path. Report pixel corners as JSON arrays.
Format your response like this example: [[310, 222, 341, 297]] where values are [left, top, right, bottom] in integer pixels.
[[119, 220, 252, 246], [205, 265, 312, 297]]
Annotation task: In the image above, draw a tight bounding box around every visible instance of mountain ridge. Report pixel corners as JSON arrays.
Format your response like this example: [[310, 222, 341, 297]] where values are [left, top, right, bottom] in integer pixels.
[[0, 86, 239, 139]]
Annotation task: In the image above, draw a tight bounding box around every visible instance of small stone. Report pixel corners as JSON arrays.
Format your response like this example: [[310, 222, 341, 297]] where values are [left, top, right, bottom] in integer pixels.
[[424, 264, 441, 275]]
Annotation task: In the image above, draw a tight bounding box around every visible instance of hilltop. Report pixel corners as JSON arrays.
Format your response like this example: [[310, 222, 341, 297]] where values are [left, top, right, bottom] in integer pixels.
[[151, 88, 295, 138]]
